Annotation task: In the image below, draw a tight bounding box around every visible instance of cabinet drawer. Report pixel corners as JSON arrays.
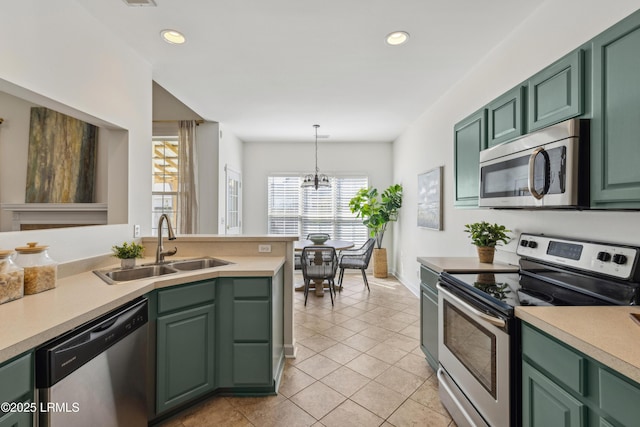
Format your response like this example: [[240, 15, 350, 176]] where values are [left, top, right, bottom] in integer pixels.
[[420, 265, 439, 290], [598, 367, 640, 427], [0, 352, 32, 405], [233, 278, 270, 299], [157, 280, 215, 314], [522, 324, 586, 395]]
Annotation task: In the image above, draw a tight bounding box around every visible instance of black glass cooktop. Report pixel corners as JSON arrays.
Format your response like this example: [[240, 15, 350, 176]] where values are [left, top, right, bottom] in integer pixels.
[[440, 261, 640, 313]]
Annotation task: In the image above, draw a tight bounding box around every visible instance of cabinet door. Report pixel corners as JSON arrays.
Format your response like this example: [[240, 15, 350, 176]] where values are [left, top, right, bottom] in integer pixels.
[[420, 282, 438, 371], [528, 50, 583, 132], [156, 303, 215, 413], [522, 361, 586, 427], [454, 108, 486, 207], [0, 405, 32, 427], [487, 86, 525, 147], [591, 11, 640, 208]]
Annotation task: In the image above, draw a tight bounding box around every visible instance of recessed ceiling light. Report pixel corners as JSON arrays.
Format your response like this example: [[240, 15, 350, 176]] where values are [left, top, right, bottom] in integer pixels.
[[161, 29, 186, 45], [386, 31, 409, 46]]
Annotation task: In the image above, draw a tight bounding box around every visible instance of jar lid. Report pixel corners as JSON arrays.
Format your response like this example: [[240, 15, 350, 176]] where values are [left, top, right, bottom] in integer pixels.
[[0, 250, 14, 258], [15, 242, 49, 253]]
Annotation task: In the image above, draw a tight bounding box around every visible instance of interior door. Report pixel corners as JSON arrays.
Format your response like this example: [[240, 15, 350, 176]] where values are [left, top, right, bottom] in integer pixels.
[[225, 165, 242, 235]]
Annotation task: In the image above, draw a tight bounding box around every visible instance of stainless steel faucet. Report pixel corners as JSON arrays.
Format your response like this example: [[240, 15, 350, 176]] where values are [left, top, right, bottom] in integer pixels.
[[156, 213, 177, 264]]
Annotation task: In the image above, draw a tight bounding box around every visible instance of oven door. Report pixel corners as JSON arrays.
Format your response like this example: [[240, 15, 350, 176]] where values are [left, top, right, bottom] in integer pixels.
[[478, 137, 579, 208], [437, 283, 511, 427]]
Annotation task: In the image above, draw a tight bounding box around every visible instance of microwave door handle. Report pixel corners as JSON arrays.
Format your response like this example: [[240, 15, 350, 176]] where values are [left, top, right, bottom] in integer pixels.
[[528, 147, 548, 200]]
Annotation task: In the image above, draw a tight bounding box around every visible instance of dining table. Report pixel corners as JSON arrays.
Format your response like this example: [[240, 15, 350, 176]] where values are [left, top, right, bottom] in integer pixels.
[[294, 239, 354, 297]]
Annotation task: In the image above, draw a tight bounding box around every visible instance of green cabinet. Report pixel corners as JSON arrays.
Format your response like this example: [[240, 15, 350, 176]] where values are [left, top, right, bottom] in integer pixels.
[[591, 10, 640, 208], [522, 323, 640, 427], [155, 280, 216, 414], [0, 352, 33, 427], [487, 85, 526, 147], [528, 50, 584, 132], [454, 108, 486, 207], [419, 266, 439, 370]]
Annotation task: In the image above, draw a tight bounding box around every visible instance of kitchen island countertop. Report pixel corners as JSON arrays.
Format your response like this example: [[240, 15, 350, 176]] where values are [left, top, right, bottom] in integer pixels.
[[516, 306, 640, 384]]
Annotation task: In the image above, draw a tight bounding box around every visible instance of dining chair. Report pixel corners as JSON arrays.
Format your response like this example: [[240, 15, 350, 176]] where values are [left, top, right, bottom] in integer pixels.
[[337, 238, 376, 291], [300, 245, 338, 306], [295, 233, 331, 270]]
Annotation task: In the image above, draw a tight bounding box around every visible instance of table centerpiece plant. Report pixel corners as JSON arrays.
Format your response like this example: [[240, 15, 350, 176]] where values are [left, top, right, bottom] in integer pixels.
[[463, 221, 511, 263], [112, 241, 145, 269], [349, 183, 403, 278]]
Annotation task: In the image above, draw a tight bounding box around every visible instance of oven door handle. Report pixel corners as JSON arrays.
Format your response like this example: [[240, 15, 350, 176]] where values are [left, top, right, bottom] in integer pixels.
[[437, 284, 506, 328]]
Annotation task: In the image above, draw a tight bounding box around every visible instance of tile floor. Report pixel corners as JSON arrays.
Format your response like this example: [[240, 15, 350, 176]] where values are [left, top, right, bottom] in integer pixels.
[[158, 273, 456, 426]]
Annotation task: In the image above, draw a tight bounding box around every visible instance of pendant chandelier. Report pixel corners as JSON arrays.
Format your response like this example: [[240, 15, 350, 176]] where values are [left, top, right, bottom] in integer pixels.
[[301, 124, 330, 190]]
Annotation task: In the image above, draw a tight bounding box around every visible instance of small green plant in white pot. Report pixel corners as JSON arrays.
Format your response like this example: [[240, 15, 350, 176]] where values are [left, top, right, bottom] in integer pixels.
[[463, 221, 511, 263], [112, 241, 145, 269]]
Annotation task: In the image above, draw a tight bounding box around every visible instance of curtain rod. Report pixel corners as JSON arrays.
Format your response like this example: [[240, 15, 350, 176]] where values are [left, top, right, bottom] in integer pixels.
[[153, 119, 204, 125]]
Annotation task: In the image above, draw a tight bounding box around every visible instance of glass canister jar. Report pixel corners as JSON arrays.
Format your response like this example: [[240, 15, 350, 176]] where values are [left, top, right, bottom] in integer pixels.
[[14, 242, 57, 295], [0, 250, 24, 304]]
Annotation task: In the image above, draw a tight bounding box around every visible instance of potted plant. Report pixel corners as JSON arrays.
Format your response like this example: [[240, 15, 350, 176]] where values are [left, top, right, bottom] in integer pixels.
[[463, 221, 511, 263], [112, 241, 145, 269], [349, 184, 403, 278]]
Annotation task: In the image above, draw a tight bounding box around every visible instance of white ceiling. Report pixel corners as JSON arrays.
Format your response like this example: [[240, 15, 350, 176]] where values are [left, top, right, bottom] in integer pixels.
[[78, 0, 543, 143]]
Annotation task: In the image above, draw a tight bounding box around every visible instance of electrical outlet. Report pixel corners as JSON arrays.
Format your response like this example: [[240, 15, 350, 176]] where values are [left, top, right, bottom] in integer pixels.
[[258, 244, 272, 253], [133, 224, 141, 238]]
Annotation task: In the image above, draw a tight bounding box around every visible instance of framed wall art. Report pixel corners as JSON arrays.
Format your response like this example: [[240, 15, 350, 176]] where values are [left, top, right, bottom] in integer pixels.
[[417, 166, 443, 230]]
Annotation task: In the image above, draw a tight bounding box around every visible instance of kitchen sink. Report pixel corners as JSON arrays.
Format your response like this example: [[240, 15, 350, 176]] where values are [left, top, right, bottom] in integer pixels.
[[94, 257, 233, 285], [167, 257, 232, 271]]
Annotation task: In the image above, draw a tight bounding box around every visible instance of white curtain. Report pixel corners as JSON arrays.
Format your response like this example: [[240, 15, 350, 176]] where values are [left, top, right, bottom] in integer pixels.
[[178, 120, 199, 234]]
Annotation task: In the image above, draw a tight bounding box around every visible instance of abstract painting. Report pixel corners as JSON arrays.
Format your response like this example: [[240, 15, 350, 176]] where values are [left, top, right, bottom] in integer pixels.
[[25, 107, 98, 203], [418, 166, 443, 230]]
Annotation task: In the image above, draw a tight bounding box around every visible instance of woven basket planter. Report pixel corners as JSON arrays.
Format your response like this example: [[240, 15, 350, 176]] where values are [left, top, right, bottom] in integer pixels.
[[476, 246, 495, 264], [373, 248, 388, 278]]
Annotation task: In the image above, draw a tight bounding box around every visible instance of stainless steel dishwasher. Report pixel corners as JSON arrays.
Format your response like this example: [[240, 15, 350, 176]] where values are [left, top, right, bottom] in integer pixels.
[[36, 297, 148, 427]]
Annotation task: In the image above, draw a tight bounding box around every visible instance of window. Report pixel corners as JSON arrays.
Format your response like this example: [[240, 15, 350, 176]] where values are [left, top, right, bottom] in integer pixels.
[[267, 175, 369, 245], [152, 138, 179, 235]]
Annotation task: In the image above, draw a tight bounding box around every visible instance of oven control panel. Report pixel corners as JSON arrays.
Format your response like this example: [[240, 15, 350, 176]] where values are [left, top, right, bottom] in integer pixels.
[[517, 233, 639, 280]]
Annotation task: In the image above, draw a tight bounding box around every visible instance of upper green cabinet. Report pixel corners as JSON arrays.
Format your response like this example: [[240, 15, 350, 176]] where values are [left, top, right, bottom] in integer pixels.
[[591, 10, 640, 209], [454, 108, 486, 207], [527, 50, 584, 132], [487, 85, 525, 147]]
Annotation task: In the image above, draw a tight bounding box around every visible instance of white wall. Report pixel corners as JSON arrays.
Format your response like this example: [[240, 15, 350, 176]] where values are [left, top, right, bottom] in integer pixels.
[[243, 139, 394, 259], [392, 0, 640, 295], [0, 0, 152, 261], [197, 122, 220, 233]]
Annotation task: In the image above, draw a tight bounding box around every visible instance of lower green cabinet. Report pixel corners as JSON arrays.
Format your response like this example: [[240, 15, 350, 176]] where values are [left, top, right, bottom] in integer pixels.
[[0, 352, 33, 427], [156, 282, 215, 414], [419, 266, 439, 371], [522, 361, 586, 427], [522, 323, 640, 427]]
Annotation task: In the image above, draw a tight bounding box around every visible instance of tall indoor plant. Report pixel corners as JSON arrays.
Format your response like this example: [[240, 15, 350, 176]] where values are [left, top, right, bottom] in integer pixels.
[[349, 184, 403, 277], [463, 221, 511, 263]]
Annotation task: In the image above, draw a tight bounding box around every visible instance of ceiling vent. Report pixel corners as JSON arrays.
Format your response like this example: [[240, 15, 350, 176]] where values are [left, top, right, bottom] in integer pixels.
[[122, 0, 157, 6]]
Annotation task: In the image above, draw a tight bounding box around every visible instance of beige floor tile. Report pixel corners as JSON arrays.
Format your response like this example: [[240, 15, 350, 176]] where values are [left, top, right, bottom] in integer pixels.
[[300, 319, 336, 333], [298, 334, 339, 353], [318, 311, 352, 324], [359, 325, 397, 342], [387, 399, 451, 427], [296, 353, 342, 380], [180, 396, 252, 427], [319, 325, 358, 341], [383, 334, 420, 353], [244, 399, 316, 427], [295, 325, 319, 340], [394, 353, 436, 380], [320, 399, 384, 427], [320, 342, 362, 365], [225, 394, 288, 420], [369, 306, 400, 318], [398, 324, 421, 340], [340, 318, 371, 333], [345, 353, 391, 379], [288, 344, 317, 366], [351, 301, 380, 312], [290, 381, 346, 419], [341, 333, 381, 352], [320, 366, 371, 397], [374, 366, 425, 398], [278, 365, 317, 398], [336, 306, 367, 318], [410, 381, 449, 417], [366, 342, 409, 365], [350, 381, 406, 419]]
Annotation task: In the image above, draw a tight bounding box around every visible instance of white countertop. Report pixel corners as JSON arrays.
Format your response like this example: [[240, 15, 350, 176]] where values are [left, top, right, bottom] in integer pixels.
[[417, 256, 519, 273]]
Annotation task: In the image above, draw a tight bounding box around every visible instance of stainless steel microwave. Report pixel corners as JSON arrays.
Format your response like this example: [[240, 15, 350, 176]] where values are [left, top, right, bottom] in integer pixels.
[[478, 118, 589, 208]]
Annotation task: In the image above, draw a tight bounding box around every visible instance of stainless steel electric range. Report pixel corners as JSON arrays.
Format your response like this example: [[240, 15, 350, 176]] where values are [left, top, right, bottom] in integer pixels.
[[437, 233, 640, 427]]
